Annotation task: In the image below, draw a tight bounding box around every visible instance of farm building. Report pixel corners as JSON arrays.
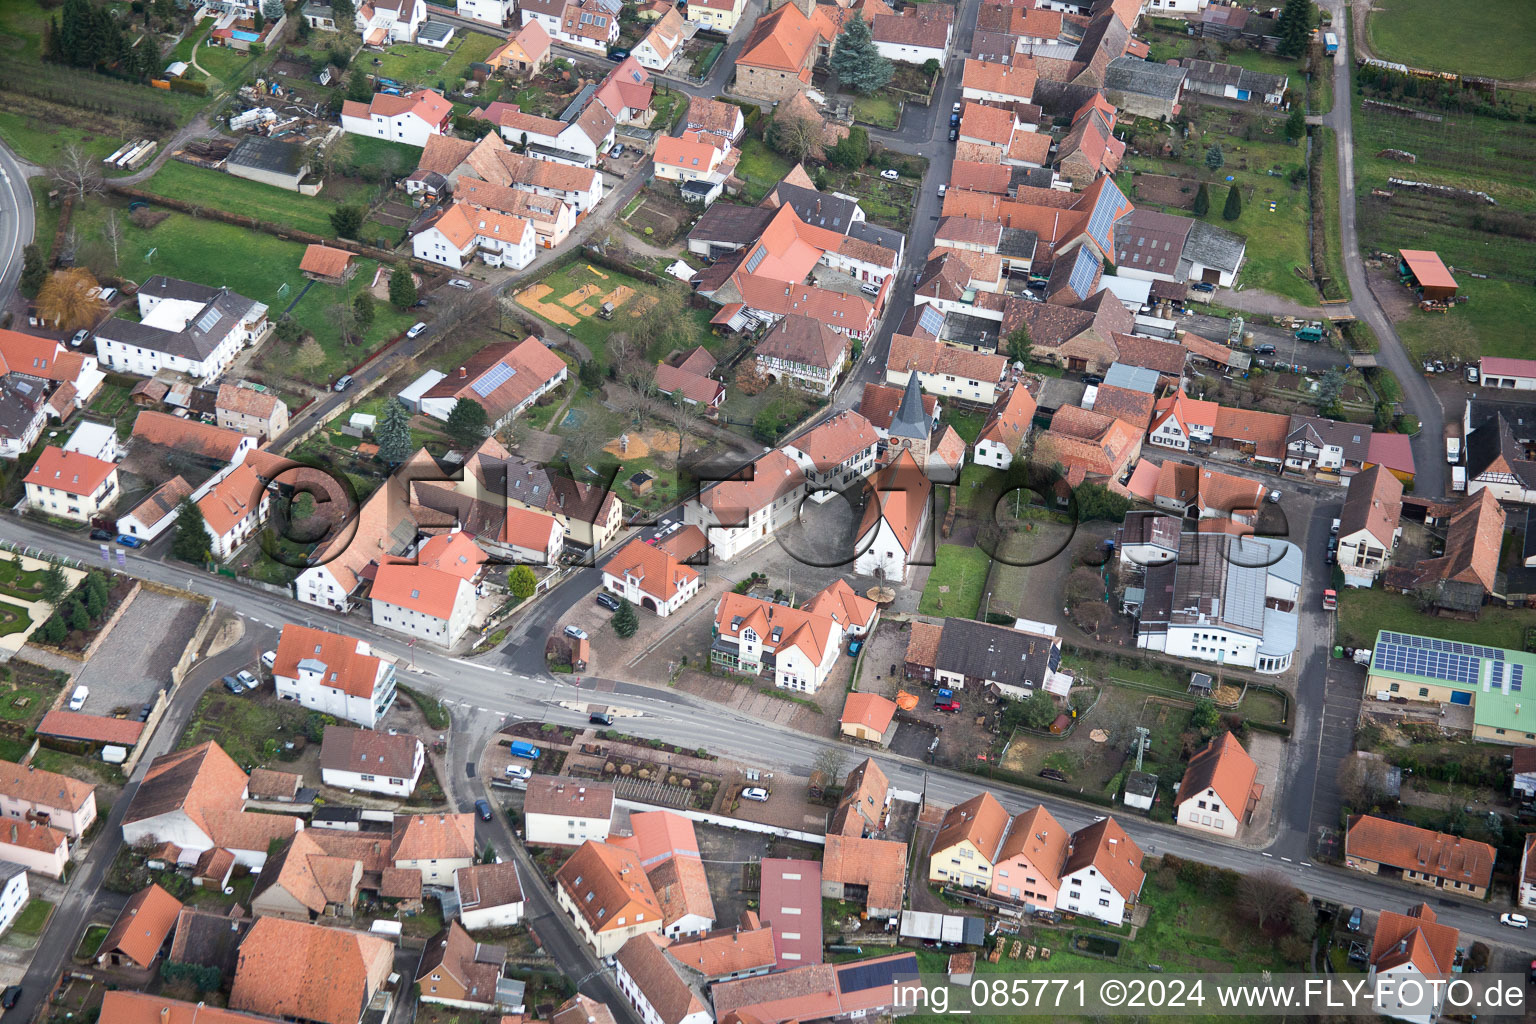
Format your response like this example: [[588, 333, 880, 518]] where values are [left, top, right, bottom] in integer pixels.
[[1398, 250, 1458, 301], [226, 136, 317, 194]]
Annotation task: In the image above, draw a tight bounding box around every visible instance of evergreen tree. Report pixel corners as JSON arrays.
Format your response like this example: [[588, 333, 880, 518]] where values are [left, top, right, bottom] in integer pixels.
[[1193, 182, 1210, 216], [330, 204, 364, 238], [828, 126, 869, 170], [352, 291, 375, 333], [578, 361, 601, 389], [35, 616, 67, 646], [1204, 143, 1225, 173], [261, 0, 286, 17], [374, 398, 413, 465], [41, 563, 70, 606], [171, 499, 210, 563], [387, 263, 417, 310], [445, 397, 489, 445], [330, 0, 355, 27], [509, 564, 537, 601], [346, 69, 373, 102], [830, 14, 892, 95], [83, 583, 107, 620], [66, 599, 90, 633], [1007, 326, 1031, 365], [86, 572, 110, 608], [1222, 184, 1243, 221], [20, 245, 46, 299], [1275, 0, 1313, 57], [1285, 106, 1306, 143], [612, 599, 638, 639]]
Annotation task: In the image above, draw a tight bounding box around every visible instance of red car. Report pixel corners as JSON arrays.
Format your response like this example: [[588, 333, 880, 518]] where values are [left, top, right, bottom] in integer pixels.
[[933, 700, 961, 713]]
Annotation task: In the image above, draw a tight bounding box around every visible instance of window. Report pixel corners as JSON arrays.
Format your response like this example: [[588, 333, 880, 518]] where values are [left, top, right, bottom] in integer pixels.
[[1419, 687, 1429, 698]]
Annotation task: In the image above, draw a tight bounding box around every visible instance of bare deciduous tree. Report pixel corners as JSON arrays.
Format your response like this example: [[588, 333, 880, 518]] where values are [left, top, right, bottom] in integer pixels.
[[102, 209, 124, 268], [1237, 869, 1295, 932], [51, 143, 104, 204], [563, 416, 611, 475], [1339, 753, 1395, 810]]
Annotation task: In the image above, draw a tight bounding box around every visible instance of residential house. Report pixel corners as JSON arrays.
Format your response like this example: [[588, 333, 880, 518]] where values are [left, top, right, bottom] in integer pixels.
[[94, 276, 269, 382], [524, 776, 615, 847], [759, 858, 822, 967], [619, 811, 716, 937], [685, 96, 745, 144], [216, 384, 289, 442], [341, 89, 451, 147], [853, 450, 932, 584], [1346, 815, 1494, 898], [990, 805, 1067, 912], [820, 833, 907, 917], [1179, 218, 1246, 287], [832, 758, 889, 837], [412, 202, 537, 270], [593, 57, 656, 126], [0, 819, 69, 878], [1034, 405, 1141, 487], [1181, 58, 1287, 105], [412, 131, 603, 213], [928, 792, 1010, 890], [653, 131, 738, 205], [369, 557, 479, 647], [755, 314, 848, 397], [1515, 750, 1536, 802], [457, 0, 512, 24], [1147, 389, 1217, 451], [519, 0, 621, 53], [455, 861, 525, 930], [633, 3, 689, 70], [666, 922, 777, 981], [1102, 56, 1187, 119], [229, 916, 394, 1024], [684, 0, 743, 32], [1382, 488, 1503, 612], [0, 329, 106, 432], [1369, 904, 1459, 1024], [1520, 834, 1536, 909], [840, 692, 898, 747], [1211, 406, 1289, 465], [974, 383, 1037, 469], [418, 921, 514, 1012], [320, 728, 425, 797], [1338, 464, 1404, 588], [1134, 460, 1265, 522], [487, 20, 552, 77], [1175, 732, 1262, 838], [418, 338, 567, 431], [683, 449, 806, 561], [601, 538, 702, 617], [0, 759, 97, 838], [299, 245, 355, 285], [129, 410, 256, 467], [272, 624, 398, 728], [554, 840, 665, 958], [355, 0, 425, 43], [391, 813, 475, 885], [1001, 292, 1134, 375], [783, 410, 880, 497], [0, 377, 48, 460], [705, 272, 879, 342], [654, 346, 725, 408], [962, 58, 1038, 104], [481, 99, 614, 167], [101, 993, 296, 1024], [1056, 95, 1126, 186], [733, 2, 834, 102], [23, 446, 118, 522], [614, 934, 712, 1024], [97, 883, 183, 968], [711, 590, 844, 693], [929, 618, 1070, 699], [1286, 414, 1373, 476], [1057, 817, 1144, 925], [802, 578, 879, 637], [885, 334, 1008, 405], [197, 460, 269, 560], [250, 830, 363, 922], [1366, 432, 1417, 489], [1115, 208, 1193, 284], [1364, 630, 1536, 747], [0, 863, 28, 941], [1465, 408, 1536, 505], [711, 953, 921, 1023], [872, 5, 952, 64]]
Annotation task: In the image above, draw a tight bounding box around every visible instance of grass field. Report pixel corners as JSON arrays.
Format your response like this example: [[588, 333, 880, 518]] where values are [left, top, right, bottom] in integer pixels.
[[1315, 126, 1349, 301], [10, 899, 52, 937], [68, 200, 415, 383], [196, 39, 261, 85], [1367, 0, 1536, 80], [852, 95, 900, 129], [1335, 586, 1531, 649], [336, 133, 428, 180], [919, 544, 991, 618], [180, 690, 313, 769], [370, 32, 499, 89], [139, 160, 366, 238], [0, 109, 127, 167], [0, 556, 46, 603], [735, 139, 794, 204]]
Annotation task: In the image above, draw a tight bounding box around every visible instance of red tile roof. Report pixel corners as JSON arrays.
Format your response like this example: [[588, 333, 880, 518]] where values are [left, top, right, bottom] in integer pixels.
[[25, 446, 115, 497], [230, 916, 394, 1024], [1348, 814, 1495, 890], [274, 624, 387, 699], [1063, 816, 1143, 901], [1371, 903, 1459, 978], [299, 245, 354, 279], [841, 692, 897, 735], [370, 561, 471, 620], [1177, 732, 1258, 818], [131, 411, 252, 461], [37, 710, 145, 746], [603, 538, 701, 603]]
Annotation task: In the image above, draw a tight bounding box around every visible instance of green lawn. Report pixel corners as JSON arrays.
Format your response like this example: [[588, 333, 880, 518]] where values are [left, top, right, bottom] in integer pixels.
[[919, 544, 991, 618], [0, 556, 47, 602], [0, 600, 33, 637], [1395, 278, 1536, 362], [138, 160, 350, 237], [953, 461, 1005, 516], [1315, 126, 1349, 301], [74, 924, 110, 961], [1335, 586, 1530, 650], [0, 110, 125, 168], [735, 139, 793, 204], [195, 39, 260, 84], [1367, 0, 1536, 79], [370, 32, 499, 89], [335, 133, 424, 180], [944, 410, 987, 445], [68, 201, 415, 385], [10, 898, 53, 937], [852, 94, 900, 130], [180, 690, 314, 770]]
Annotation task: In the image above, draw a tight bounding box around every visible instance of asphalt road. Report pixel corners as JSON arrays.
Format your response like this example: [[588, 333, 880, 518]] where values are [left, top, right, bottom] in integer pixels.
[[0, 139, 37, 314]]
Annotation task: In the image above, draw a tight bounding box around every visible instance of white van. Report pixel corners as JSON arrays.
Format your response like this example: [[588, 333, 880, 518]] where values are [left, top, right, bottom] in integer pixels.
[[69, 685, 89, 711]]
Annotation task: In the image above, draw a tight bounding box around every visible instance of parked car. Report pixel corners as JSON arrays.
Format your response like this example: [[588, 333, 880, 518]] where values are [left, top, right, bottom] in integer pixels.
[[596, 592, 621, 611], [563, 625, 589, 640], [448, 278, 474, 290], [89, 528, 112, 541], [235, 670, 259, 691], [2, 986, 22, 1010], [407, 321, 428, 338], [1268, 489, 1282, 504], [1039, 768, 1068, 782], [948, 127, 959, 142], [847, 639, 863, 656], [505, 764, 532, 780], [475, 799, 493, 821], [607, 47, 630, 61], [879, 168, 899, 181], [937, 183, 946, 197], [934, 700, 961, 713], [740, 787, 769, 802], [1079, 374, 1103, 387], [97, 287, 117, 303], [1330, 518, 1340, 534], [1190, 281, 1216, 292], [1254, 343, 1277, 355], [1345, 906, 1362, 932], [952, 101, 962, 113], [116, 534, 143, 548], [69, 685, 88, 711], [1502, 913, 1529, 929], [333, 374, 354, 392], [589, 711, 614, 726], [70, 329, 89, 348], [222, 675, 243, 695], [261, 650, 277, 669], [609, 144, 625, 158], [1467, 365, 1480, 383]]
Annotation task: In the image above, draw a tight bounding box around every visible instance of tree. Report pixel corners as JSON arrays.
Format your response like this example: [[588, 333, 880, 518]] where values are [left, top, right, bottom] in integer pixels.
[[1190, 697, 1220, 730], [65, 598, 89, 632], [20, 245, 47, 299], [330, 0, 354, 26], [37, 268, 106, 332], [1222, 184, 1243, 221], [1074, 482, 1131, 522], [578, 360, 602, 389], [1237, 869, 1295, 932], [1204, 143, 1225, 173], [374, 398, 413, 464], [41, 563, 70, 606], [509, 564, 537, 601], [83, 582, 107, 619], [1315, 367, 1345, 417], [830, 14, 893, 94], [293, 336, 325, 373], [50, 143, 103, 203], [445, 397, 489, 444], [813, 746, 848, 784], [102, 208, 124, 267], [388, 263, 417, 310], [922, 57, 941, 77], [612, 598, 639, 638], [563, 415, 612, 473], [827, 126, 869, 170], [767, 112, 821, 164], [1007, 326, 1032, 365], [1275, 0, 1312, 56], [252, 10, 265, 31], [1064, 567, 1102, 608], [1192, 182, 1210, 216], [330, 204, 365, 238], [1285, 106, 1306, 143], [261, 0, 285, 17], [85, 571, 109, 608], [1339, 754, 1395, 810], [352, 291, 375, 333], [1017, 690, 1057, 730], [171, 499, 210, 563], [35, 616, 68, 646], [274, 314, 304, 344], [346, 69, 373, 102]]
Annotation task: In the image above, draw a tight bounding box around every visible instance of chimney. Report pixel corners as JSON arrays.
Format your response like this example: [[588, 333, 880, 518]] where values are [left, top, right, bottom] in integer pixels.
[[161, 1010, 170, 1024], [459, 366, 467, 379]]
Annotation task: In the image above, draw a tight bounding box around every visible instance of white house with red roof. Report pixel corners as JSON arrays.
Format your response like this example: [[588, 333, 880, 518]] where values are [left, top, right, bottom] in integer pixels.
[[1369, 904, 1460, 1024], [370, 531, 488, 646], [601, 538, 701, 617], [272, 624, 399, 728], [355, 0, 425, 44], [653, 131, 738, 205], [853, 450, 932, 584], [1147, 389, 1218, 451], [24, 447, 119, 522], [594, 58, 656, 126], [499, 506, 565, 565], [457, 0, 514, 26], [683, 449, 807, 561], [197, 460, 269, 560], [412, 202, 536, 271], [341, 89, 451, 147], [712, 590, 844, 692], [632, 3, 689, 70], [418, 337, 566, 430], [781, 410, 880, 498]]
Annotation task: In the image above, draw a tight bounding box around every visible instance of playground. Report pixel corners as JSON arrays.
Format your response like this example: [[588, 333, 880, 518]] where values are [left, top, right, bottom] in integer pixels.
[[514, 263, 654, 329]]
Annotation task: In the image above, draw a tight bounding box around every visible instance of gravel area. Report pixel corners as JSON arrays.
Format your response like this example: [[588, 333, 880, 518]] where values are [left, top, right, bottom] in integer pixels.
[[72, 591, 205, 714]]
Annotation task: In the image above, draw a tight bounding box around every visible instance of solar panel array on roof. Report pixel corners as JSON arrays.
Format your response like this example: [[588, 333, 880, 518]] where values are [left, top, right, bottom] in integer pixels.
[[745, 245, 767, 274], [1067, 246, 1098, 300], [471, 362, 516, 398], [918, 306, 944, 336], [1085, 178, 1127, 255], [195, 306, 224, 333], [839, 954, 919, 994]]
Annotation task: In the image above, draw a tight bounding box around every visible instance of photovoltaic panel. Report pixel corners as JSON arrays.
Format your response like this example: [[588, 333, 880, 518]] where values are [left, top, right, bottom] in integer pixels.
[[1378, 631, 1504, 661], [1068, 247, 1098, 301], [745, 245, 767, 274], [471, 362, 515, 397], [1085, 178, 1127, 255], [918, 306, 944, 336]]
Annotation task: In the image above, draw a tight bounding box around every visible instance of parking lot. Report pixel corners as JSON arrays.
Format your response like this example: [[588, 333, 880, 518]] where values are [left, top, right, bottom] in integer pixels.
[[70, 589, 205, 715], [1178, 312, 1353, 373]]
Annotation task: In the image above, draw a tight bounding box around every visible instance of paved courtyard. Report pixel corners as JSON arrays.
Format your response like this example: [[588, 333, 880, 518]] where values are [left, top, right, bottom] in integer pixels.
[[68, 589, 205, 715]]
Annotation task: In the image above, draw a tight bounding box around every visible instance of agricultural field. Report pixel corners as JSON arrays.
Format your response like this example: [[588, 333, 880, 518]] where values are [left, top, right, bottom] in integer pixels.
[[1351, 84, 1536, 361], [1366, 0, 1536, 80]]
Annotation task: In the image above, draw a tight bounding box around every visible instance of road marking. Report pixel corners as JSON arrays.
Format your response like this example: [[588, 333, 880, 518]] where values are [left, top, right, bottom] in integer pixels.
[[1261, 852, 1273, 857], [1300, 862, 1312, 868], [477, 707, 489, 712], [1280, 856, 1293, 862]]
